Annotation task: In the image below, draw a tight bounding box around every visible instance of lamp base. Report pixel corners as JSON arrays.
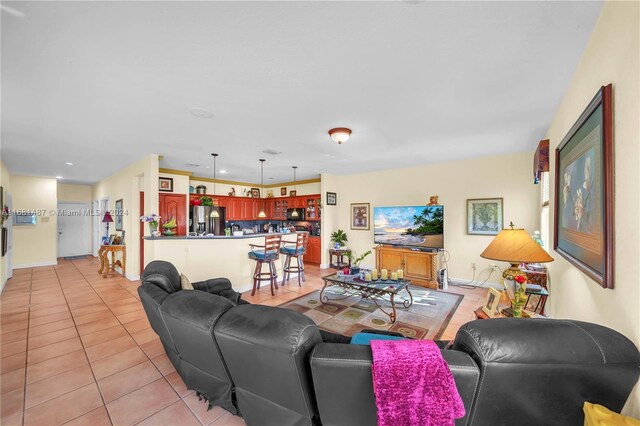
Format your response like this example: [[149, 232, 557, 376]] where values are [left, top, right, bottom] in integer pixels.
[[502, 262, 527, 282], [502, 262, 527, 318]]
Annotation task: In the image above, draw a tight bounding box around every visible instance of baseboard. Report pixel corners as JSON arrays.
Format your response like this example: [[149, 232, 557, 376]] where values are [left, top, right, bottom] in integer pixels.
[[319, 263, 330, 269], [448, 276, 502, 290], [13, 260, 58, 269], [125, 273, 140, 281]]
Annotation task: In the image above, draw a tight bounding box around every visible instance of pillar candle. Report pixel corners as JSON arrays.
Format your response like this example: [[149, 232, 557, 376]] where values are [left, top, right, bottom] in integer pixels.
[[372, 269, 378, 280], [397, 269, 404, 280], [391, 272, 398, 281], [381, 269, 388, 280], [364, 273, 372, 282]]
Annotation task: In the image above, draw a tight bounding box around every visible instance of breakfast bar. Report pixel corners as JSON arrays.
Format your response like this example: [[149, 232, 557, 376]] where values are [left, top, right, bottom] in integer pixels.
[[144, 233, 301, 293]]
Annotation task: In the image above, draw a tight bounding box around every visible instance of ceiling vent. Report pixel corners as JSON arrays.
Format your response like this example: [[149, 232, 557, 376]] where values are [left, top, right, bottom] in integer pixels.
[[262, 149, 282, 156], [185, 163, 200, 167]]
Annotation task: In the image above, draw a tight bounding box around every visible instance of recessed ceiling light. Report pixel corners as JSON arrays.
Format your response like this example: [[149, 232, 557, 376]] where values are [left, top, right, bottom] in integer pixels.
[[269, 177, 274, 180], [189, 107, 214, 119], [185, 163, 200, 167], [55, 176, 62, 179], [262, 149, 282, 156], [65, 162, 74, 166], [219, 169, 227, 174]]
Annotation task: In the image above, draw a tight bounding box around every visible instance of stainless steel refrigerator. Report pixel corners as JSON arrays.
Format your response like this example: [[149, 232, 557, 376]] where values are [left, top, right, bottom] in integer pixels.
[[190, 206, 226, 235]]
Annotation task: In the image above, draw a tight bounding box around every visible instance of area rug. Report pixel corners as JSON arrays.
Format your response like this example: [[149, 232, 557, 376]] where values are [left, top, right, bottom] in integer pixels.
[[279, 286, 463, 340]]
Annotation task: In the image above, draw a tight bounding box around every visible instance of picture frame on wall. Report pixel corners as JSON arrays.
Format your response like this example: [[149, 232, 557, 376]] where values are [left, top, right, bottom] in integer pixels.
[[482, 287, 502, 318], [289, 190, 297, 197], [554, 84, 614, 289], [280, 187, 287, 196], [115, 199, 123, 231], [326, 192, 337, 206], [250, 188, 261, 198], [159, 177, 173, 192], [350, 203, 370, 230], [467, 198, 503, 235]]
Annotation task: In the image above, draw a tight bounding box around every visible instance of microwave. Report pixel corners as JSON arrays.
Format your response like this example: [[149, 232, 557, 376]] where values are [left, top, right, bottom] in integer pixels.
[[286, 208, 306, 221]]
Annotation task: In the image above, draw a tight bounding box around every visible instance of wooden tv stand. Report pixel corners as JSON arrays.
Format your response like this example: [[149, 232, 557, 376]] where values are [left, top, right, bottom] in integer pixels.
[[374, 245, 438, 289]]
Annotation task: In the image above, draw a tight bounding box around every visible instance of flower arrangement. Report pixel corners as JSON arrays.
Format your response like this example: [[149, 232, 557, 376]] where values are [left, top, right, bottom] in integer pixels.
[[140, 214, 161, 236], [511, 275, 528, 317]]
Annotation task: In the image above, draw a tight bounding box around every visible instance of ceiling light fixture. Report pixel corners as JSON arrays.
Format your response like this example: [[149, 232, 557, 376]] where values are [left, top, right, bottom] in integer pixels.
[[329, 127, 352, 144], [258, 159, 266, 218], [65, 162, 74, 166], [210, 153, 219, 218], [291, 166, 299, 218], [219, 169, 227, 174]]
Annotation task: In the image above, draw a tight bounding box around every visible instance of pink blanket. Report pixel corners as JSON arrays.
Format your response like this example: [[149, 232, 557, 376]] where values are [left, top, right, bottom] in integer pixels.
[[371, 339, 465, 426]]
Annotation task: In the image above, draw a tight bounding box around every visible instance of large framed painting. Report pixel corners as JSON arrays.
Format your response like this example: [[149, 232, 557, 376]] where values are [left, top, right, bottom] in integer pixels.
[[554, 84, 614, 289], [115, 199, 123, 231], [467, 198, 503, 235], [350, 203, 370, 230]]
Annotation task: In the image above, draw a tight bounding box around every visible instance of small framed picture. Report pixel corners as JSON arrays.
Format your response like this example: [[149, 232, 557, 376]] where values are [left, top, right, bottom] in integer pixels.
[[482, 287, 502, 317], [350, 203, 370, 230], [250, 188, 261, 198], [101, 236, 110, 245], [120, 230, 126, 245], [159, 177, 173, 192], [281, 187, 287, 196], [289, 190, 297, 197], [326, 192, 337, 206], [108, 234, 116, 245], [115, 199, 123, 231], [467, 198, 503, 235]]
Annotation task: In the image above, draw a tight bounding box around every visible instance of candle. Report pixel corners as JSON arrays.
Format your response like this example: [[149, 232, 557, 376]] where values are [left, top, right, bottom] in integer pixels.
[[372, 269, 378, 280], [391, 272, 398, 281], [381, 269, 388, 280], [364, 273, 372, 282], [397, 269, 404, 280]]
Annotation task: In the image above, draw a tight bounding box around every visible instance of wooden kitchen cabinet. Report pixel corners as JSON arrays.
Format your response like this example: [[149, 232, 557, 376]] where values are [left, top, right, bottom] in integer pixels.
[[159, 193, 187, 236], [305, 236, 321, 264], [374, 245, 438, 289]]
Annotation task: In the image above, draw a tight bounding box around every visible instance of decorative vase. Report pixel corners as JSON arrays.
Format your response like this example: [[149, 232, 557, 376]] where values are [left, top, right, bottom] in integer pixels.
[[511, 281, 527, 318], [149, 222, 158, 235], [350, 266, 360, 275]]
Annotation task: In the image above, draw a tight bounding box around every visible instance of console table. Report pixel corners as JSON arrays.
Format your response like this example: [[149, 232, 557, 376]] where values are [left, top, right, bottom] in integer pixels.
[[98, 245, 126, 278], [329, 249, 351, 269]]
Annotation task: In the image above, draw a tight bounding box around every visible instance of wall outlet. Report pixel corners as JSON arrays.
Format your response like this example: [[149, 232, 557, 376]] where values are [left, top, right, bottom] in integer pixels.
[[490, 263, 498, 269], [471, 262, 476, 269]]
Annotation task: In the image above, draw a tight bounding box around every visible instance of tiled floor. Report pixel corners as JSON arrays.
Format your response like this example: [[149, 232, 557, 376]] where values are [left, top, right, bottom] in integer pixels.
[[1, 257, 483, 425]]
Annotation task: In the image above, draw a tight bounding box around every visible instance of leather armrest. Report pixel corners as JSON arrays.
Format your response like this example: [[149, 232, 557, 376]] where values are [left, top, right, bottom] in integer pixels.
[[192, 278, 241, 303]]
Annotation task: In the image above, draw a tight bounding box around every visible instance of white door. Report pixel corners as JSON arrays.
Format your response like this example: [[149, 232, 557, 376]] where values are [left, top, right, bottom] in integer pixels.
[[58, 202, 90, 257], [93, 199, 108, 256]]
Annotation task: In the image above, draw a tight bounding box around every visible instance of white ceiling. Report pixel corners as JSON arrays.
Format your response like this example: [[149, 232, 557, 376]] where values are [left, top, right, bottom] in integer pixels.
[[1, 1, 602, 185]]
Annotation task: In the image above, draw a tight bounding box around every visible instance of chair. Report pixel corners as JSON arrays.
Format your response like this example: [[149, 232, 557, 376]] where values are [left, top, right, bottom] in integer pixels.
[[280, 232, 308, 287], [248, 234, 282, 296]]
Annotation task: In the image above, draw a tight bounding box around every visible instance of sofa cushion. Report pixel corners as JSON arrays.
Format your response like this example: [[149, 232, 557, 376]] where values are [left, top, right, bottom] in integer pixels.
[[180, 273, 193, 290], [350, 332, 406, 345], [142, 260, 181, 293]]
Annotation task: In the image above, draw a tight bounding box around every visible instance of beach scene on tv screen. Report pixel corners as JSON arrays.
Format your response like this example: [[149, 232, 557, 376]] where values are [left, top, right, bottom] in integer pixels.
[[374, 206, 444, 248]]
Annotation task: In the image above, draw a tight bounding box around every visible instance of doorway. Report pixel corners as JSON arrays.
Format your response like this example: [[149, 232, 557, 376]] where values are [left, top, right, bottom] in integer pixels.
[[93, 199, 108, 256], [58, 202, 90, 258]]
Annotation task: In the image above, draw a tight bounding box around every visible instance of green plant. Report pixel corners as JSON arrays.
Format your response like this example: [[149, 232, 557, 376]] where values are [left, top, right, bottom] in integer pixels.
[[348, 250, 371, 267], [200, 196, 214, 206], [330, 229, 348, 246]]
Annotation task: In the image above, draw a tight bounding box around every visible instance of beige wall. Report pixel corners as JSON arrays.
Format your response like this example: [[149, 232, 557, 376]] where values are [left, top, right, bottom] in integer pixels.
[[325, 151, 540, 282], [543, 1, 639, 415], [57, 183, 92, 203], [10, 175, 58, 268], [93, 154, 159, 278], [1, 161, 11, 289]]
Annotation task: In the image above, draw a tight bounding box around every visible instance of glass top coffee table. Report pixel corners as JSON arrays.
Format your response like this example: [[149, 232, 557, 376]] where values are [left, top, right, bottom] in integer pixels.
[[320, 273, 414, 323]]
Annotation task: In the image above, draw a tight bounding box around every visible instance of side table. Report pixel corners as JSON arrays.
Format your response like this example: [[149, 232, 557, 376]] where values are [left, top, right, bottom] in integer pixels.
[[98, 244, 126, 278], [329, 249, 351, 269], [474, 306, 545, 320]]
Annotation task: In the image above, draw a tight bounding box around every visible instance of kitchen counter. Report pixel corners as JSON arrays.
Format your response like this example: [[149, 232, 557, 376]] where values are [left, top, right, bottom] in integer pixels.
[[143, 232, 301, 293]]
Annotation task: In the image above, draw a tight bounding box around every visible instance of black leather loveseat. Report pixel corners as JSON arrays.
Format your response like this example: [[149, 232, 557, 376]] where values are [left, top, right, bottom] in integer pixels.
[[138, 261, 640, 426]]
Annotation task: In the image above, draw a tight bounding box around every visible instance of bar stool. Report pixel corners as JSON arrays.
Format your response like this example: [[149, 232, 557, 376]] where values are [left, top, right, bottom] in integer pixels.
[[280, 232, 308, 287], [248, 234, 282, 296]]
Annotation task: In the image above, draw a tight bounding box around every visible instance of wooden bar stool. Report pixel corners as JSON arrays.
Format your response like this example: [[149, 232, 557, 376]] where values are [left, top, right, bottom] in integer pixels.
[[248, 235, 282, 296], [280, 232, 308, 287]]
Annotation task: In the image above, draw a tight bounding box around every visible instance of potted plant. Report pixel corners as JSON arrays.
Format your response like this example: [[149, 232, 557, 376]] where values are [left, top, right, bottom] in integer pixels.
[[330, 229, 348, 249], [348, 250, 371, 275], [140, 214, 161, 236]]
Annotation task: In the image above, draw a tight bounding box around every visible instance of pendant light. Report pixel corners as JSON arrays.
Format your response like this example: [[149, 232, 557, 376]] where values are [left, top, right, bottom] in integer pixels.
[[210, 153, 219, 218], [258, 159, 266, 218], [291, 166, 299, 218]]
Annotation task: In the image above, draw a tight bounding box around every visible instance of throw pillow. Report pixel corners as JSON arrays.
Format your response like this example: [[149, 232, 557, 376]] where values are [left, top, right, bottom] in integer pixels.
[[180, 273, 194, 290]]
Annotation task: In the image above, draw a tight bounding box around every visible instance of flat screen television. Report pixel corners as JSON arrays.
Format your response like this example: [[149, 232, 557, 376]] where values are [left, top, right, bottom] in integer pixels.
[[373, 205, 444, 249]]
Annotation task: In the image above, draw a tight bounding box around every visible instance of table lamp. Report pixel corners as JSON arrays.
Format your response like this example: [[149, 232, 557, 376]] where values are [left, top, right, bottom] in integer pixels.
[[102, 211, 114, 239]]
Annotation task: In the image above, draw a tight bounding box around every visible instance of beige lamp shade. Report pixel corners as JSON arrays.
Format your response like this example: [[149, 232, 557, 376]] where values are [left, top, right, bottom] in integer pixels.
[[480, 229, 554, 264]]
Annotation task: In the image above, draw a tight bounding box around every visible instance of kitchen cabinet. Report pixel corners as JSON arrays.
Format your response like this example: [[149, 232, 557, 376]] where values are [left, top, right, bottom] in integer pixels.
[[159, 193, 187, 236], [305, 236, 321, 264], [188, 193, 321, 221]]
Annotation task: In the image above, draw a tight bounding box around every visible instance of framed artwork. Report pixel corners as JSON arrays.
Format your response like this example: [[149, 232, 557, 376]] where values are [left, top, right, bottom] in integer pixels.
[[326, 192, 337, 206], [482, 288, 502, 318], [467, 198, 503, 235], [289, 190, 297, 197], [159, 177, 173, 192], [1, 227, 7, 257], [101, 236, 110, 245], [350, 203, 370, 230], [108, 234, 116, 245], [250, 188, 261, 198], [281, 187, 287, 196], [554, 84, 614, 289], [115, 199, 123, 231]]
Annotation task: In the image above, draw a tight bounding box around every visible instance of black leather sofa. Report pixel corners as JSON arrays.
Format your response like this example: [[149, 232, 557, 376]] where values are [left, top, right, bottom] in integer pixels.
[[138, 261, 640, 426]]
